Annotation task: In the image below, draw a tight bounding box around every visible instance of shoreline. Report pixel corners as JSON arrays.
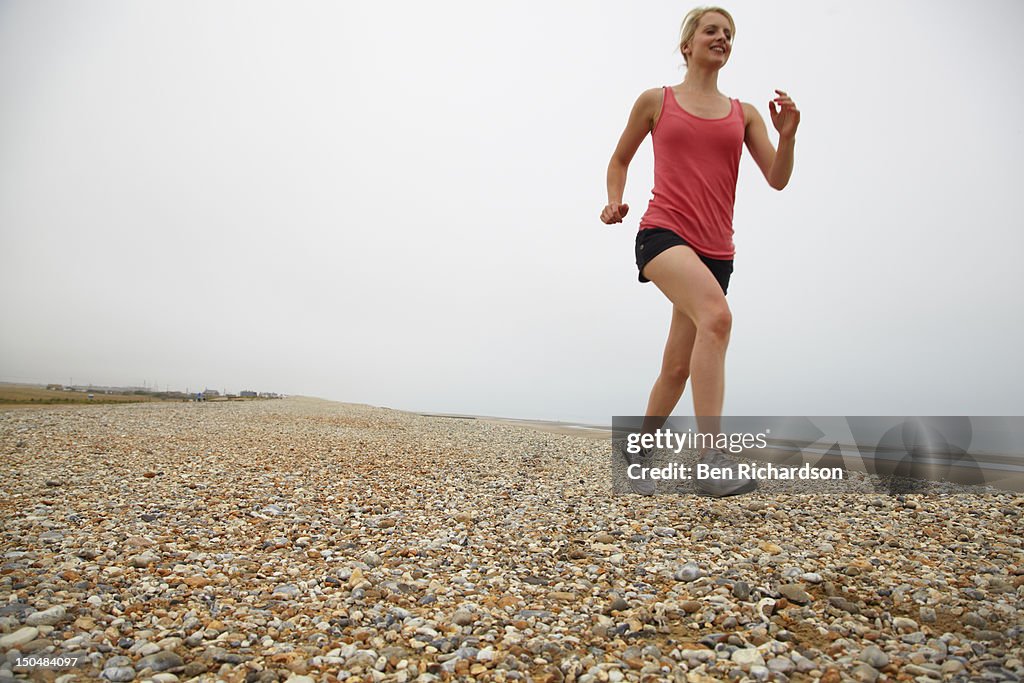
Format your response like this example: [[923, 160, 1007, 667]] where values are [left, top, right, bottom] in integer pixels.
[[416, 412, 612, 441]]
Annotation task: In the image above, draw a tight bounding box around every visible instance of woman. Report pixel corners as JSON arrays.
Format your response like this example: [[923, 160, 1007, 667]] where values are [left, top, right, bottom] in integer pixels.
[[602, 6, 799, 496]]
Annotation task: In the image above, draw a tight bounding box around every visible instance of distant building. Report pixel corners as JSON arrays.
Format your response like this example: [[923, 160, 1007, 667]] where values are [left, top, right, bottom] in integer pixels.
[[202, 389, 220, 398], [240, 390, 257, 398], [46, 384, 63, 391]]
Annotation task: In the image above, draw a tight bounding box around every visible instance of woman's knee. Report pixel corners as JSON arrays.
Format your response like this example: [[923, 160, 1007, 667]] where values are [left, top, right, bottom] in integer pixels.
[[697, 305, 732, 342], [661, 363, 690, 388]]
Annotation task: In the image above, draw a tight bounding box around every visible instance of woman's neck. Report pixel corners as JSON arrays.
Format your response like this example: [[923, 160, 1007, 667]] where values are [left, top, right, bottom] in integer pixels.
[[679, 67, 721, 95]]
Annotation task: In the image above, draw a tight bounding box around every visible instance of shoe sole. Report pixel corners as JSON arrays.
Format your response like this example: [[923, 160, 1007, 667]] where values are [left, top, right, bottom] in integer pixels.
[[627, 480, 656, 496], [696, 478, 758, 498]]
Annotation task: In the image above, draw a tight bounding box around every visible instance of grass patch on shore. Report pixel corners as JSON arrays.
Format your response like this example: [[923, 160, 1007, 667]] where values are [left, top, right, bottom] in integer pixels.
[[0, 384, 171, 405]]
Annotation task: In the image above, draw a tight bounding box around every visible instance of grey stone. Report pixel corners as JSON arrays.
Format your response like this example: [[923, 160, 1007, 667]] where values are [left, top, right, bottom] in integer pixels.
[[731, 648, 765, 668], [749, 665, 770, 681], [851, 663, 880, 683], [272, 584, 301, 599], [134, 651, 183, 672], [766, 656, 794, 674], [902, 663, 942, 677], [964, 612, 987, 628], [128, 552, 159, 568], [859, 645, 889, 668], [779, 584, 812, 605], [26, 606, 66, 627], [101, 667, 136, 682], [941, 660, 966, 675], [828, 596, 860, 614], [0, 627, 38, 649], [607, 597, 629, 612], [975, 630, 1004, 642], [673, 562, 703, 582], [893, 617, 918, 632]]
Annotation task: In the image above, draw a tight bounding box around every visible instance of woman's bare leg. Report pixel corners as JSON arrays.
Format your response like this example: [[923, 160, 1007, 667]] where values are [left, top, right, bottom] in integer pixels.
[[640, 307, 696, 434], [641, 245, 732, 441]]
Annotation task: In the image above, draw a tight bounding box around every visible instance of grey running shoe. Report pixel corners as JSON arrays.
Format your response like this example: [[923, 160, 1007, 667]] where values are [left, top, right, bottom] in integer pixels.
[[696, 448, 757, 497], [620, 441, 656, 496]]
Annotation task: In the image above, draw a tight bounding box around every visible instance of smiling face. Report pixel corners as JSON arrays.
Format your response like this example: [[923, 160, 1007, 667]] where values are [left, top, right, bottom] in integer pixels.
[[679, 8, 735, 68]]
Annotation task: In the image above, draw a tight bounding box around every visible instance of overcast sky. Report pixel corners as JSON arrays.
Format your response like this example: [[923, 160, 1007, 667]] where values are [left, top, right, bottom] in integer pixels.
[[2, 1, 1022, 423]]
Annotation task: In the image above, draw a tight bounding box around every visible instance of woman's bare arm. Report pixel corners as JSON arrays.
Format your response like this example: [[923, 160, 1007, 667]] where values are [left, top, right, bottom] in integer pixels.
[[602, 88, 661, 223], [743, 90, 799, 191]]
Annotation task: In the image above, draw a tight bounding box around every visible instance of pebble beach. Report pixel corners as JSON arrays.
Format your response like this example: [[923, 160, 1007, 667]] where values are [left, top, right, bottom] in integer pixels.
[[1, 397, 1022, 683]]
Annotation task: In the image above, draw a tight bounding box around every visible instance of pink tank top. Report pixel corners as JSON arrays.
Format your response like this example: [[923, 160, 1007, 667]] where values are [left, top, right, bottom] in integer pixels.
[[638, 86, 745, 259]]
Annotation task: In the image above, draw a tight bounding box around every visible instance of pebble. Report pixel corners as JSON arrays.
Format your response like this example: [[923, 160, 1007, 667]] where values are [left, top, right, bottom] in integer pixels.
[[101, 666, 136, 681], [25, 606, 66, 626], [731, 648, 765, 668], [1, 397, 1021, 682], [273, 584, 301, 599], [859, 645, 889, 668], [779, 584, 812, 605], [673, 562, 703, 582], [607, 597, 629, 613], [975, 629, 1004, 641], [964, 612, 987, 628], [0, 627, 38, 649], [134, 651, 183, 671], [851, 663, 880, 683], [128, 551, 159, 568], [893, 617, 919, 632], [766, 656, 794, 674]]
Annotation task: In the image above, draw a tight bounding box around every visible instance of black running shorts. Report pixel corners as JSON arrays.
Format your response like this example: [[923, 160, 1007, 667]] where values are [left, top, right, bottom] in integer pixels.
[[635, 227, 733, 295]]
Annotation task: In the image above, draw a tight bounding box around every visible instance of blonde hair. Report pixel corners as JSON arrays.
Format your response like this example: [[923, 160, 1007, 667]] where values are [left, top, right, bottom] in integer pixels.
[[679, 7, 736, 65]]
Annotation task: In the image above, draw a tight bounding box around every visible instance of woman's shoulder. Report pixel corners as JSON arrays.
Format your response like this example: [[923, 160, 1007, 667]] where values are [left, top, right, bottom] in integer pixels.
[[739, 100, 763, 125], [632, 87, 666, 115], [636, 86, 666, 103]]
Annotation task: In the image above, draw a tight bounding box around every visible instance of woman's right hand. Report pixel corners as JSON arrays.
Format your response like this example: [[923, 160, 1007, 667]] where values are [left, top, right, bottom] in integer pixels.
[[601, 202, 629, 224]]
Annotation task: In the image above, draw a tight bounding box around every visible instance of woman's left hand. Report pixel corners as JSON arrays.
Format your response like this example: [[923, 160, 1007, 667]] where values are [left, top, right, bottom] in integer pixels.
[[769, 89, 799, 139]]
